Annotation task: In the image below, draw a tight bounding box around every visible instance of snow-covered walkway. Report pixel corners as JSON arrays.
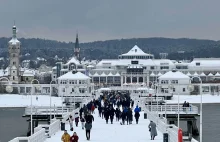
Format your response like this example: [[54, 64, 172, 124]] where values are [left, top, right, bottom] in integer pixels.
[[45, 110, 163, 142]]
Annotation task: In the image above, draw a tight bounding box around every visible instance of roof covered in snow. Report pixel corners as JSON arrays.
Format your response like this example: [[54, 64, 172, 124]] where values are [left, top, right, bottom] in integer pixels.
[[23, 70, 35, 77], [58, 71, 90, 80], [9, 38, 20, 45], [66, 57, 80, 65], [159, 71, 190, 80], [121, 45, 153, 56]]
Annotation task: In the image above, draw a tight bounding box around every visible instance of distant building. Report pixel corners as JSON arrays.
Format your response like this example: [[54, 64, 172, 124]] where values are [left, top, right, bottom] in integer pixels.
[[8, 25, 21, 83]]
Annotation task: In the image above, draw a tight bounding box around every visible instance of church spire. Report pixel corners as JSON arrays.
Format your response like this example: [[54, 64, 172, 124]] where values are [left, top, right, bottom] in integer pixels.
[[74, 33, 80, 61]]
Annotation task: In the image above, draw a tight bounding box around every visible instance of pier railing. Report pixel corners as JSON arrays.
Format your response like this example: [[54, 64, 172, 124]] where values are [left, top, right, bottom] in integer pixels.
[[145, 108, 178, 142], [9, 127, 46, 142], [24, 106, 72, 115], [147, 104, 199, 115]]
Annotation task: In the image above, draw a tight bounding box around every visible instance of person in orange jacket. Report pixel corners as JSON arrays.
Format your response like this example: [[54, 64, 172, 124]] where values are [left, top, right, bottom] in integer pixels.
[[61, 130, 70, 142]]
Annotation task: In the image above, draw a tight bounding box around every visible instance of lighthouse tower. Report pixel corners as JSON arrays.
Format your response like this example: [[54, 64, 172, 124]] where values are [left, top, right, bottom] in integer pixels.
[[8, 25, 21, 83]]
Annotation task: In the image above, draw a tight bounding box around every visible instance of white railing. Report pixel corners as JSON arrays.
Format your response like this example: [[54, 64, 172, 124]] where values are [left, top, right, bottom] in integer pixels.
[[49, 119, 60, 136], [9, 127, 46, 142], [145, 107, 179, 142], [148, 104, 199, 114], [167, 125, 178, 142], [25, 106, 71, 115]]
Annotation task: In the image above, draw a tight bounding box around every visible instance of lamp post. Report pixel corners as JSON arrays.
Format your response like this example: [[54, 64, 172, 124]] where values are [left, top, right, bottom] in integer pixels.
[[62, 84, 68, 116], [50, 80, 56, 122], [190, 76, 203, 142], [30, 79, 40, 135], [167, 84, 174, 125]]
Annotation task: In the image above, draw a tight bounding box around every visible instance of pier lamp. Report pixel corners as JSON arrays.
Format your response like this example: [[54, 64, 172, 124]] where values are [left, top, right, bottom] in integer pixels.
[[50, 80, 57, 122], [30, 79, 40, 135], [167, 84, 174, 124]]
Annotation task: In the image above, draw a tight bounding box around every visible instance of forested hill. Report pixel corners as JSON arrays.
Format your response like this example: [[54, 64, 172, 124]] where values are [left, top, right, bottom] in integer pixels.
[[0, 37, 220, 61]]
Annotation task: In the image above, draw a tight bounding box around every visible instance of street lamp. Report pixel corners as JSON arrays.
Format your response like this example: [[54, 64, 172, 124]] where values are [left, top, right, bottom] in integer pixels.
[[31, 79, 40, 135], [189, 76, 203, 142], [50, 80, 56, 122]]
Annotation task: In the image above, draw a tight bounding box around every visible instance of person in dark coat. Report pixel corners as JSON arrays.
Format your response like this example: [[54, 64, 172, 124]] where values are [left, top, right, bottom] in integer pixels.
[[98, 106, 102, 117], [101, 107, 105, 119], [131, 100, 134, 108], [85, 122, 92, 140], [134, 111, 140, 124], [104, 107, 110, 124], [84, 112, 94, 124], [109, 107, 115, 124], [148, 121, 157, 140], [74, 112, 79, 127], [79, 107, 83, 118], [115, 108, 121, 121], [120, 108, 127, 125], [83, 104, 88, 116], [127, 108, 133, 124]]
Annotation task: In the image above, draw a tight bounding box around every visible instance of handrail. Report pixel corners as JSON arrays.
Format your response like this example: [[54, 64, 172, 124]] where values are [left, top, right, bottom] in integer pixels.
[[148, 104, 199, 114], [9, 127, 46, 142]]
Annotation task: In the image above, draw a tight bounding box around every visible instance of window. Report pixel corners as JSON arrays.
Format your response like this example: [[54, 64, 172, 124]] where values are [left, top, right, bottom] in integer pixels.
[[196, 62, 200, 66], [183, 88, 186, 92], [171, 80, 178, 84], [135, 49, 137, 52], [13, 76, 15, 80], [72, 88, 75, 92], [13, 62, 16, 65], [161, 80, 168, 84], [26, 77, 28, 81], [160, 66, 169, 69], [13, 71, 15, 73], [53, 76, 56, 78], [13, 54, 15, 57], [173, 88, 176, 92], [131, 61, 138, 64], [150, 66, 155, 70]]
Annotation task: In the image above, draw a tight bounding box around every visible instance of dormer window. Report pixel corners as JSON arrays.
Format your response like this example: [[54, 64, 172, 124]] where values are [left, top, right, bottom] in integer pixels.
[[135, 49, 137, 52]]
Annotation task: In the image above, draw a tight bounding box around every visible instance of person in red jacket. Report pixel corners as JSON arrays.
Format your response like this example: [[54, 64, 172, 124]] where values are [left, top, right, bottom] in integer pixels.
[[91, 104, 95, 114], [70, 132, 79, 142]]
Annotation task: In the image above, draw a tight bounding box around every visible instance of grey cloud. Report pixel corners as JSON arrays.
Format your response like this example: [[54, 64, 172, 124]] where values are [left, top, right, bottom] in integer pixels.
[[0, 0, 220, 42]]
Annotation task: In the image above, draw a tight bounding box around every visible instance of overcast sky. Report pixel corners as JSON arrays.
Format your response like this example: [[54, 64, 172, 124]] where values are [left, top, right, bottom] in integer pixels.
[[1, 0, 220, 42]]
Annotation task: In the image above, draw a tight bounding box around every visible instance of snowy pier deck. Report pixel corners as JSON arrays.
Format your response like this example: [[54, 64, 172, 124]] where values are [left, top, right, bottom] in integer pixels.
[[45, 111, 163, 142]]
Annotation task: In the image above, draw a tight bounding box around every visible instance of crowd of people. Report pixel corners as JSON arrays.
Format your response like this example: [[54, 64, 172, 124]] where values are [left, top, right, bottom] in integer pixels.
[[61, 90, 158, 141]]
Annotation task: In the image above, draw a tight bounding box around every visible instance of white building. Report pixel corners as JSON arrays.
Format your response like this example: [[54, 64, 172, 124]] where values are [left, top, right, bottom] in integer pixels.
[[52, 43, 220, 89], [158, 70, 190, 95], [57, 71, 94, 103]]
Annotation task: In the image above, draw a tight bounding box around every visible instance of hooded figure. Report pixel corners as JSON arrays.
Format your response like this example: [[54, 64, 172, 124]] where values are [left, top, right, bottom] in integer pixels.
[[148, 121, 157, 140]]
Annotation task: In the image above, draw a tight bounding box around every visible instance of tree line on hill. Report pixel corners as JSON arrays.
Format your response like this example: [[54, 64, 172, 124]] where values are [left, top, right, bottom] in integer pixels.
[[0, 37, 220, 68]]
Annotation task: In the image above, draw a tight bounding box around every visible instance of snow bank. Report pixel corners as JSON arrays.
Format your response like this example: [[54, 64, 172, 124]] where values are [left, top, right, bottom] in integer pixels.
[[0, 94, 62, 107], [167, 94, 220, 104]]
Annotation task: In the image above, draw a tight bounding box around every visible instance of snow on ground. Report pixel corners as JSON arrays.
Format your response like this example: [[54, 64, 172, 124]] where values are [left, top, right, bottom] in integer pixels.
[[167, 94, 220, 104], [45, 110, 163, 142], [0, 94, 62, 107]]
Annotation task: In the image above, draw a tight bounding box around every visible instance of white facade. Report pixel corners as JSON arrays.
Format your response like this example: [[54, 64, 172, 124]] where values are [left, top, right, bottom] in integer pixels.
[[52, 45, 220, 88], [158, 71, 191, 95], [57, 71, 94, 102]]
